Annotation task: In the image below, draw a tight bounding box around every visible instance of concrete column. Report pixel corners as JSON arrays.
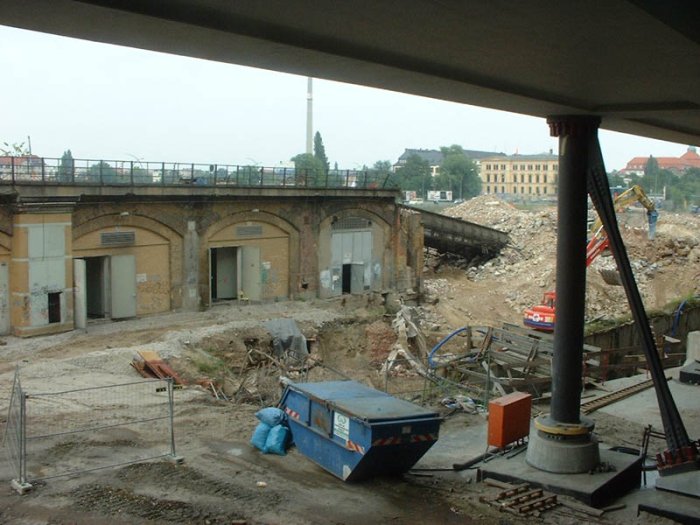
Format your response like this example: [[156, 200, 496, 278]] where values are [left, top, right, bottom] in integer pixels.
[[182, 220, 201, 311], [526, 116, 601, 473], [73, 259, 86, 330], [687, 331, 700, 365]]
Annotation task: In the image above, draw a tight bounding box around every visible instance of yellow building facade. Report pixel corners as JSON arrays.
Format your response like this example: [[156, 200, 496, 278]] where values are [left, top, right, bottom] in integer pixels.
[[479, 153, 559, 198]]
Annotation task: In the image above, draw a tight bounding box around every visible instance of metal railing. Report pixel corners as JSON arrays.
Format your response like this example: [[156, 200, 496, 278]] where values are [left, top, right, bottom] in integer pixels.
[[3, 371, 179, 488], [0, 156, 396, 190]]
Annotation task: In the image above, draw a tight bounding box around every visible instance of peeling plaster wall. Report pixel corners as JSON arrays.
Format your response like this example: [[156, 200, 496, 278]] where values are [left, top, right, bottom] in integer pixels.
[[73, 225, 172, 316], [207, 217, 291, 302], [316, 208, 391, 299], [73, 208, 183, 311], [11, 213, 73, 336], [0, 235, 10, 335]]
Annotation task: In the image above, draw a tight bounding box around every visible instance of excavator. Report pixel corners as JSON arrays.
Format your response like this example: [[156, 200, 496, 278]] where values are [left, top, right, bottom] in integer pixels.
[[523, 185, 658, 332]]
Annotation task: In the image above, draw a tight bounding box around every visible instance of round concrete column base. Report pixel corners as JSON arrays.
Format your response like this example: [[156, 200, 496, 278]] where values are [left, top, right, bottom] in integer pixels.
[[526, 426, 600, 474]]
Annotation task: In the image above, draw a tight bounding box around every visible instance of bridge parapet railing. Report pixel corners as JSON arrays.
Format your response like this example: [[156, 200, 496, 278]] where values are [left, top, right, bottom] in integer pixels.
[[0, 156, 396, 190]]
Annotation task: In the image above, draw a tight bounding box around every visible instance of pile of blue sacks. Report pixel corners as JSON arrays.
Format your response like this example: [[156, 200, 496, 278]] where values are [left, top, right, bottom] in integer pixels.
[[250, 407, 291, 455]]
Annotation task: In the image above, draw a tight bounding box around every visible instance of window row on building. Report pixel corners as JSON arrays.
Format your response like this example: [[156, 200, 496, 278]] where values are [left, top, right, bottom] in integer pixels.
[[479, 153, 559, 199], [483, 163, 558, 172], [484, 173, 556, 184], [484, 185, 552, 195]]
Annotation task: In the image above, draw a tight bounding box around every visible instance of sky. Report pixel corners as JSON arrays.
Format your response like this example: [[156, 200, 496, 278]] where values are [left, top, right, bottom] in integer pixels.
[[0, 25, 691, 171]]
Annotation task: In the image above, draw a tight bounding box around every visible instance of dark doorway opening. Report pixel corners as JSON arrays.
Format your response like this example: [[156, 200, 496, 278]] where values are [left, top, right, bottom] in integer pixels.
[[48, 292, 61, 323], [85, 256, 107, 318], [342, 264, 352, 294], [210, 247, 238, 301]]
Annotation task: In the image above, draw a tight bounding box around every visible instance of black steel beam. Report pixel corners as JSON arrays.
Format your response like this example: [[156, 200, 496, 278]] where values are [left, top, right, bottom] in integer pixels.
[[548, 116, 600, 424]]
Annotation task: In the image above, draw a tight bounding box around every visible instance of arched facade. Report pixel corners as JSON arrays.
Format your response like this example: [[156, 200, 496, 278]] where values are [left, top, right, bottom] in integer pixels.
[[203, 211, 299, 303], [317, 208, 391, 298], [73, 213, 182, 317], [0, 191, 418, 336]]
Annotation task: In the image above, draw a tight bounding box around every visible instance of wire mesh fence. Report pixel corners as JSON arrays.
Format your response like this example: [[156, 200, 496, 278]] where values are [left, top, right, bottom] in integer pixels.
[[3, 373, 178, 486], [3, 368, 26, 485]]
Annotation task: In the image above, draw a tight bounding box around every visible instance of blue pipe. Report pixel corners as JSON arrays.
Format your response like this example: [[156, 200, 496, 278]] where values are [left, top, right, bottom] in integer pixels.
[[428, 327, 469, 368]]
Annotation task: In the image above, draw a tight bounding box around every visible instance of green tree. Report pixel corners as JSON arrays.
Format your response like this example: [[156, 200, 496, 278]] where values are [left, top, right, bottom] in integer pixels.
[[667, 167, 700, 210], [607, 170, 627, 189], [373, 160, 392, 173], [58, 149, 74, 181], [88, 161, 119, 182], [393, 154, 431, 196], [313, 131, 329, 174], [292, 152, 325, 186], [370, 160, 393, 188], [643, 156, 659, 178], [435, 145, 479, 199]]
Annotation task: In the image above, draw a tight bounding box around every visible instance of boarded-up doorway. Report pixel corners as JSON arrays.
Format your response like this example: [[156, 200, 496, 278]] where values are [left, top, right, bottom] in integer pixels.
[[331, 229, 372, 296], [111, 255, 137, 319]]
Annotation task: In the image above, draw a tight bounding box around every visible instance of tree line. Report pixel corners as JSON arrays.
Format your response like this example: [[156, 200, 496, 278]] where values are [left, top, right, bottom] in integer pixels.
[[609, 156, 700, 210]]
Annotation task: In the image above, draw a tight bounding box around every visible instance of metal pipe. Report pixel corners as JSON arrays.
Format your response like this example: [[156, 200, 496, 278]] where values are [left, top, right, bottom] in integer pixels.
[[548, 116, 600, 424], [20, 392, 27, 484], [168, 378, 177, 458]]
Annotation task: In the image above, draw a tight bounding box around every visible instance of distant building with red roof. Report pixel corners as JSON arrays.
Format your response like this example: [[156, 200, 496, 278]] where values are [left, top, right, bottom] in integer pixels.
[[0, 155, 44, 180], [620, 147, 700, 176]]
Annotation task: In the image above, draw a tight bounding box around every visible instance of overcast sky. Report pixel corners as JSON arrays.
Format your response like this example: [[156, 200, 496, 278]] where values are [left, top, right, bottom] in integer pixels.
[[0, 26, 690, 171]]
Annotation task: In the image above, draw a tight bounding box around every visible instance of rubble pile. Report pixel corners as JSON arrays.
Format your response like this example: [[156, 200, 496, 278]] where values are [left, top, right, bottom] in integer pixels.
[[424, 195, 700, 325]]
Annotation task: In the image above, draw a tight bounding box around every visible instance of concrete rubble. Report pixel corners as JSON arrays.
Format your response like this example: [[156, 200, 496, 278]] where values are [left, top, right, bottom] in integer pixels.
[[425, 195, 700, 324]]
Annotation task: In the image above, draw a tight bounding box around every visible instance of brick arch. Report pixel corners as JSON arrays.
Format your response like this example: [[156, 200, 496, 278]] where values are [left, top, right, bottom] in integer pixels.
[[317, 207, 392, 297], [318, 207, 391, 231], [73, 213, 182, 242], [203, 211, 300, 300], [205, 210, 299, 241], [72, 213, 184, 309]]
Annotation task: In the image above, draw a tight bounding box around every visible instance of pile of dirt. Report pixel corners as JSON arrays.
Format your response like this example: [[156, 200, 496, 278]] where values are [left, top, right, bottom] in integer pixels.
[[424, 195, 700, 327]]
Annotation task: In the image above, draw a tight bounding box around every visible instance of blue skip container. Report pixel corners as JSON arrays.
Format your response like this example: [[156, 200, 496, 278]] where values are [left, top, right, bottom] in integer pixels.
[[280, 380, 441, 481]]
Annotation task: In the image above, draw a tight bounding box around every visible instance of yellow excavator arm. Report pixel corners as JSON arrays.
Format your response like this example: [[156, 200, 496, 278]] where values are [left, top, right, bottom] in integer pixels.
[[589, 184, 657, 240]]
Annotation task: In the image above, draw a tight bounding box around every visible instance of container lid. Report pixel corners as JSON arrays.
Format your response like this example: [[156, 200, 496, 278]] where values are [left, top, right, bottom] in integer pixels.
[[288, 380, 438, 422]]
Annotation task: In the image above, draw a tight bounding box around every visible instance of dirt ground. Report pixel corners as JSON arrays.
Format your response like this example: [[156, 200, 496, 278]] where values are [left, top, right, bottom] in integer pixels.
[[0, 299, 519, 525], [2, 199, 698, 524], [427, 196, 700, 328]]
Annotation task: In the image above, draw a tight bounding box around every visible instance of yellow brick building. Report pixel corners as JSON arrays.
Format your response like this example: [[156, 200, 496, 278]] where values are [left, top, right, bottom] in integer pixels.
[[479, 153, 559, 198]]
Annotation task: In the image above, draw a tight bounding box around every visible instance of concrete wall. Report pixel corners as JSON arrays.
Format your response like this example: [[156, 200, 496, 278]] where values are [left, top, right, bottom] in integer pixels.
[[0, 232, 10, 335], [10, 213, 74, 336], [206, 213, 292, 302], [73, 225, 172, 316], [317, 208, 390, 298], [585, 304, 700, 358]]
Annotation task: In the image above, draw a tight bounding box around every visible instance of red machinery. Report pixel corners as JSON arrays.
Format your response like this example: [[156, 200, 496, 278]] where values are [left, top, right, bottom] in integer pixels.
[[523, 185, 657, 332]]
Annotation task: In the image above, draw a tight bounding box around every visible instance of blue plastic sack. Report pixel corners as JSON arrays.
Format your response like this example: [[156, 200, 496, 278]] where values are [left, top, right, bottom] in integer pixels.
[[264, 424, 289, 456], [250, 422, 272, 452], [256, 407, 285, 427]]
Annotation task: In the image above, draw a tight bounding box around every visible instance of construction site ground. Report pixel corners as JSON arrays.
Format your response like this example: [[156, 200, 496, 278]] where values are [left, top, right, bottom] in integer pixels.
[[1, 197, 699, 525]]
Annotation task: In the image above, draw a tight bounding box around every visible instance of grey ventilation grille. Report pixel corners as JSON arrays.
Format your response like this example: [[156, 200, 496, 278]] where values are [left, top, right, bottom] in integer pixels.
[[101, 231, 135, 246], [236, 225, 263, 237], [331, 217, 372, 230]]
